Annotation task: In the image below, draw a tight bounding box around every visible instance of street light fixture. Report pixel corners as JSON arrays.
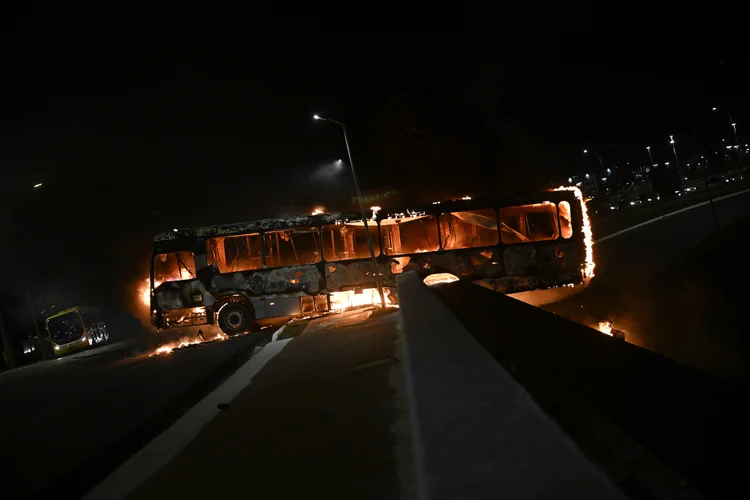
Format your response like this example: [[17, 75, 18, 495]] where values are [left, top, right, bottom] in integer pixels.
[[313, 114, 386, 309], [669, 135, 679, 171]]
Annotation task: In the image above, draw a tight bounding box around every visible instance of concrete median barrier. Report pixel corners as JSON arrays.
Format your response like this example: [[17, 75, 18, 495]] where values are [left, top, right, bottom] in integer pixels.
[[396, 272, 625, 500]]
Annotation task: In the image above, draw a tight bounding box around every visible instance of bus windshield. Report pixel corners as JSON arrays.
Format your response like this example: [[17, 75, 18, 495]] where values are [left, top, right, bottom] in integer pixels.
[[48, 311, 84, 345], [154, 251, 196, 283]]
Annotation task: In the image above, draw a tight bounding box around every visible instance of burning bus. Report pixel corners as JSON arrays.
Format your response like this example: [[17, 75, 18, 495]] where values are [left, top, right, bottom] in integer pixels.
[[148, 187, 593, 335]]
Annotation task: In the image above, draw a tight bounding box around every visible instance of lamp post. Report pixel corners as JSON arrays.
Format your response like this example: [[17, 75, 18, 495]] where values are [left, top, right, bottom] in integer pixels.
[[669, 135, 679, 172], [313, 114, 387, 309], [583, 149, 603, 192], [646, 146, 654, 166]]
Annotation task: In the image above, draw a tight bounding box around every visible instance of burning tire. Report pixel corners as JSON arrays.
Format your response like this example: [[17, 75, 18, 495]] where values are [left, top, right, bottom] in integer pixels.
[[217, 302, 254, 336]]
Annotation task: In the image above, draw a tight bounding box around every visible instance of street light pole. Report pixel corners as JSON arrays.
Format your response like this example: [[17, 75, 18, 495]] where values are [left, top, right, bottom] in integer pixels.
[[314, 114, 387, 310], [646, 146, 654, 166], [583, 149, 604, 192], [669, 135, 679, 173]]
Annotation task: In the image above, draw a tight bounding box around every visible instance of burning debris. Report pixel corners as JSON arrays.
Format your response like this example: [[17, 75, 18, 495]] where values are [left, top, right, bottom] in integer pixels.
[[329, 288, 392, 310], [597, 321, 625, 340], [151, 329, 228, 356]]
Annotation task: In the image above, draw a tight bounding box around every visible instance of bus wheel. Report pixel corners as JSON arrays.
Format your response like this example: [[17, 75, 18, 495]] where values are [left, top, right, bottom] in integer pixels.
[[218, 302, 253, 335]]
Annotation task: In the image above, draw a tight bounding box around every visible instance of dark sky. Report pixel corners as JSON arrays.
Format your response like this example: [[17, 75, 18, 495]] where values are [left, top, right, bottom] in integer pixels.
[[0, 4, 747, 314]]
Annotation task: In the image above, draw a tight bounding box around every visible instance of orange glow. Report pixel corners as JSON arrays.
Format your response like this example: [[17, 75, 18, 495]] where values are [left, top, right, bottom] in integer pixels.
[[139, 278, 162, 307], [311, 207, 324, 215], [554, 186, 595, 281], [423, 273, 459, 286], [151, 331, 228, 356], [329, 288, 391, 310], [598, 321, 614, 336]]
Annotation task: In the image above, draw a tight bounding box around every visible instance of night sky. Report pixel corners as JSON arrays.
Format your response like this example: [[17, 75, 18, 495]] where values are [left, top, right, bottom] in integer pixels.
[[0, 5, 747, 320]]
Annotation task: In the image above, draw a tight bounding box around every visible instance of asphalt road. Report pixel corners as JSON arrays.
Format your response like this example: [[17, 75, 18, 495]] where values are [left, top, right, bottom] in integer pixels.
[[0, 328, 272, 500], [545, 189, 750, 378]]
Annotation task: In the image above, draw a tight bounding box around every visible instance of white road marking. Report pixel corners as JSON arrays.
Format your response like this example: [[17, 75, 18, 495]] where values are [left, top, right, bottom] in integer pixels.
[[596, 188, 750, 244], [82, 337, 292, 500]]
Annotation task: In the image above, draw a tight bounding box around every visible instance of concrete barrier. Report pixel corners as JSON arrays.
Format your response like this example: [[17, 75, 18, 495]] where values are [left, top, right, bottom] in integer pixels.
[[397, 272, 625, 500]]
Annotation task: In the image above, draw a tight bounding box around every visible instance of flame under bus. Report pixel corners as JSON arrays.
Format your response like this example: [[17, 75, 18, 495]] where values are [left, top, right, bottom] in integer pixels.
[[149, 189, 590, 334]]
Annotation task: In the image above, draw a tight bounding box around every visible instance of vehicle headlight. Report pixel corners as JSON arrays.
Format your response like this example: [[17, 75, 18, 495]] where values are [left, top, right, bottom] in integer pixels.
[[54, 345, 60, 350]]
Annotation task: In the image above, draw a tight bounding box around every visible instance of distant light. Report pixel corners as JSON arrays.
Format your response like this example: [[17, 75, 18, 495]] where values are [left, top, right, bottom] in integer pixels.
[[432, 201, 441, 205], [726, 145, 732, 149], [732, 123, 736, 126], [336, 159, 343, 164], [311, 207, 324, 215], [646, 146, 651, 150], [630, 201, 636, 206], [54, 345, 60, 350], [33, 183, 42, 188], [173, 228, 178, 232], [461, 195, 472, 200], [585, 173, 590, 178], [568, 177, 573, 183], [712, 107, 717, 111], [313, 114, 321, 120], [583, 149, 588, 153]]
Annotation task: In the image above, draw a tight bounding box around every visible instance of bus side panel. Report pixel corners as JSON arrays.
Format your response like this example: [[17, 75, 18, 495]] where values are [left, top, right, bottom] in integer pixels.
[[209, 265, 323, 297]]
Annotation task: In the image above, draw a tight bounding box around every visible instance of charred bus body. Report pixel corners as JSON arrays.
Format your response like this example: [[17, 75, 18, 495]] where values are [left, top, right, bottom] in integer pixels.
[[150, 189, 591, 335]]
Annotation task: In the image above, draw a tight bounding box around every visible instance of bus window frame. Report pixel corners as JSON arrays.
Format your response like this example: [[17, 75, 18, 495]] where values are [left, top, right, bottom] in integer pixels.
[[438, 208, 500, 251]]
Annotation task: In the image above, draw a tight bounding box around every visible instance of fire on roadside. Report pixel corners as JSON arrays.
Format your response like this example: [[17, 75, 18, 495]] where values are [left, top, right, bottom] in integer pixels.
[[151, 331, 228, 356], [554, 185, 595, 281]]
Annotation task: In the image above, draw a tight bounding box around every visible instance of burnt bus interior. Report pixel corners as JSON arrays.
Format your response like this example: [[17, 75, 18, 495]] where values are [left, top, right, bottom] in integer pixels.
[[150, 190, 587, 333]]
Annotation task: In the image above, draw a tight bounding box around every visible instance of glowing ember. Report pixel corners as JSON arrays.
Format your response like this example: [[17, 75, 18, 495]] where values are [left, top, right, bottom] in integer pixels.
[[423, 273, 459, 286], [329, 288, 391, 310], [598, 321, 614, 336], [151, 331, 228, 356], [311, 207, 324, 215], [554, 186, 595, 281]]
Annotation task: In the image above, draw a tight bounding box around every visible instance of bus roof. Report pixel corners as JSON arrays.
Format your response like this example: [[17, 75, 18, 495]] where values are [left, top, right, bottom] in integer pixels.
[[154, 190, 577, 243], [45, 306, 98, 322]]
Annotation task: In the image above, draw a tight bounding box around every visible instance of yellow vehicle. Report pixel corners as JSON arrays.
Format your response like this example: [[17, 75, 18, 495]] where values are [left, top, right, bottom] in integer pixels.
[[46, 307, 109, 357]]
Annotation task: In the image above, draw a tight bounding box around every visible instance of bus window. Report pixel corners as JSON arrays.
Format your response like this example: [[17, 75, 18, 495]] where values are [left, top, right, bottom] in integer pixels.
[[322, 223, 380, 261], [154, 251, 196, 283], [206, 233, 262, 273], [439, 209, 499, 250], [558, 201, 574, 239], [499, 202, 560, 244], [380, 215, 440, 256], [264, 228, 321, 268]]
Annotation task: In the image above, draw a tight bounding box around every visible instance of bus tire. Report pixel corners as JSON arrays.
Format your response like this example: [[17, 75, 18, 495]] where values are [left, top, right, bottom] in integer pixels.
[[218, 302, 254, 336]]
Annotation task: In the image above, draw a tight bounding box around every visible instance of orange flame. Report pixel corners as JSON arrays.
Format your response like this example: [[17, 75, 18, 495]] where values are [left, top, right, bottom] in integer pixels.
[[554, 186, 595, 281], [151, 332, 228, 356], [598, 321, 613, 336], [329, 288, 392, 310]]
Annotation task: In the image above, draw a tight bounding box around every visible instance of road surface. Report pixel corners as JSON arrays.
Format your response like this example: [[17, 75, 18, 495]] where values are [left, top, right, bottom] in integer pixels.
[[0, 328, 272, 500], [545, 189, 750, 377]]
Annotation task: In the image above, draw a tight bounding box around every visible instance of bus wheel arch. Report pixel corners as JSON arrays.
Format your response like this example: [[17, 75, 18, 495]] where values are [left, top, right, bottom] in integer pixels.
[[214, 294, 257, 335]]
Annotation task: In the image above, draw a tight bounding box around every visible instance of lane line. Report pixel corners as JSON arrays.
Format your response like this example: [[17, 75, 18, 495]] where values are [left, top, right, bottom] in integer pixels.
[[82, 337, 292, 500], [596, 188, 750, 244]]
